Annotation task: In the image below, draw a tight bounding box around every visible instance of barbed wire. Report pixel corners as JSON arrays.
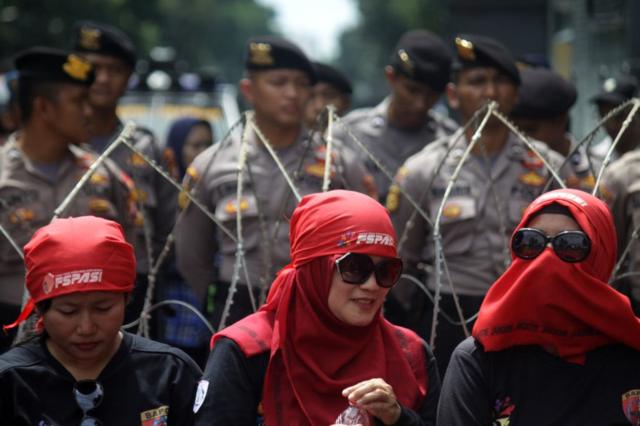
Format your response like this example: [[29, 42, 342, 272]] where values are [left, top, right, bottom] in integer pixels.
[[4, 96, 640, 350]]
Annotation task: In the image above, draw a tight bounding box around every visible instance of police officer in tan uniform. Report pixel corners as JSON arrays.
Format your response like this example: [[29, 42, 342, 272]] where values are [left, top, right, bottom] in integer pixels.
[[71, 21, 179, 321], [0, 47, 135, 350], [387, 35, 570, 375], [511, 66, 597, 193], [304, 62, 352, 131], [333, 30, 458, 202], [174, 36, 374, 328], [590, 75, 640, 162]]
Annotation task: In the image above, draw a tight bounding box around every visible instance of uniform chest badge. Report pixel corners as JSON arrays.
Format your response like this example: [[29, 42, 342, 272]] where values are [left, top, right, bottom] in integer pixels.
[[130, 153, 148, 167], [9, 208, 35, 225], [224, 198, 249, 214], [622, 389, 640, 425], [89, 198, 110, 214], [519, 171, 545, 187], [521, 151, 544, 170], [89, 172, 109, 186], [442, 203, 462, 219]]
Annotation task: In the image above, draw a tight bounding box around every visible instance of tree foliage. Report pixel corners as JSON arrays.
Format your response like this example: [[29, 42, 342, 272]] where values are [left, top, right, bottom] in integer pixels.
[[0, 0, 276, 82], [336, 0, 444, 105]]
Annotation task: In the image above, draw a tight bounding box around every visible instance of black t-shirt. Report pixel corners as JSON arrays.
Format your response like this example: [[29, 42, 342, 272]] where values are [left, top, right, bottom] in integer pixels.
[[0, 331, 202, 425], [438, 337, 640, 426], [193, 337, 441, 426]]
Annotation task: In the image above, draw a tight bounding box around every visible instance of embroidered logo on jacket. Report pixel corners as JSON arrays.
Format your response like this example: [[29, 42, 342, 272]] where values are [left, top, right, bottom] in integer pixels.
[[493, 396, 515, 426], [140, 405, 169, 425], [622, 389, 640, 425]]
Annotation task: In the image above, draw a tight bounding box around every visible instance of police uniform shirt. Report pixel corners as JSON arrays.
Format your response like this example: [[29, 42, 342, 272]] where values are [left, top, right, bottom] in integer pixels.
[[85, 123, 178, 275], [0, 331, 201, 425], [174, 125, 374, 301], [601, 150, 640, 303], [564, 134, 601, 194], [333, 97, 458, 200], [388, 131, 570, 296], [0, 134, 136, 306], [438, 337, 640, 425]]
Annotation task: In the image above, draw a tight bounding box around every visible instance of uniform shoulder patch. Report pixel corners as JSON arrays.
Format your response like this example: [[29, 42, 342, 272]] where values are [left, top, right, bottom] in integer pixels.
[[193, 380, 210, 413]]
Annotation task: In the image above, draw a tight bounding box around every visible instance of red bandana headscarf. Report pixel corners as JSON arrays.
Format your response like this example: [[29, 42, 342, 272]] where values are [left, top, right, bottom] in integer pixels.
[[212, 190, 427, 425], [473, 189, 640, 363], [4, 216, 136, 331]]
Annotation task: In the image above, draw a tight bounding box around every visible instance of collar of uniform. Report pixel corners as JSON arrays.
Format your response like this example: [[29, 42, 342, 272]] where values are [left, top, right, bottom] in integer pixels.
[[245, 123, 308, 160], [372, 97, 390, 128], [2, 134, 73, 181]]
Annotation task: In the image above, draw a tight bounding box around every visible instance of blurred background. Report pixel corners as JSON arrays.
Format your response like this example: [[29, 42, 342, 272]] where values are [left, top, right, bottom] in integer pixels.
[[1, 0, 639, 140]]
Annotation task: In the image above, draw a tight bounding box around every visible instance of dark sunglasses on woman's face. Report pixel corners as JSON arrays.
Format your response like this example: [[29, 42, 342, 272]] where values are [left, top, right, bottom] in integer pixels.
[[73, 380, 104, 426], [511, 228, 591, 263], [335, 252, 403, 288]]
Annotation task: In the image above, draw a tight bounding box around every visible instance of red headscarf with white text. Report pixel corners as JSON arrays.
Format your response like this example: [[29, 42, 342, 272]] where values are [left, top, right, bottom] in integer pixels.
[[213, 190, 427, 425]]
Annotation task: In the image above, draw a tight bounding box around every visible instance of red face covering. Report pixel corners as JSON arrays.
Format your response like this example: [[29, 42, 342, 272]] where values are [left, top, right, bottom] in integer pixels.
[[213, 190, 427, 425], [4, 216, 136, 331], [473, 189, 640, 363]]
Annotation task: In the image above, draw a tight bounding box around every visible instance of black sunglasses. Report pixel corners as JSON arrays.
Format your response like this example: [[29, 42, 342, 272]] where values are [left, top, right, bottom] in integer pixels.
[[73, 380, 104, 426], [511, 228, 591, 263], [335, 252, 403, 288]]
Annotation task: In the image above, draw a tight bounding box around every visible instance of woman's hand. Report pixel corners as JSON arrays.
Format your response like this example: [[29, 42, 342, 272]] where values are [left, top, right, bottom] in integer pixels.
[[342, 378, 401, 425]]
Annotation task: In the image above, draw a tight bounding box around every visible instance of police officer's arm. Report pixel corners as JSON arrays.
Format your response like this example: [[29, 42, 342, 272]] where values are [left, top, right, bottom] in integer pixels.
[[146, 131, 179, 246], [436, 338, 492, 426], [174, 154, 219, 303], [335, 144, 378, 199], [104, 157, 139, 245], [388, 161, 431, 273], [194, 338, 266, 425]]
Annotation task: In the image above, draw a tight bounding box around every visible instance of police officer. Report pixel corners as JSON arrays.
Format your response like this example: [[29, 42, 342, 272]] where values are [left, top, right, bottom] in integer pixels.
[[387, 35, 569, 375], [71, 21, 179, 322], [174, 36, 374, 327], [333, 29, 457, 201], [590, 75, 640, 162], [304, 62, 352, 131], [511, 66, 596, 192], [0, 47, 135, 351]]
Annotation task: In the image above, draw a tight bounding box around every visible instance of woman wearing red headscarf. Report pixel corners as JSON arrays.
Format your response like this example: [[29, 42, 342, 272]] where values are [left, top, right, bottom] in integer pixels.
[[438, 189, 640, 425], [0, 216, 202, 425], [194, 190, 440, 425]]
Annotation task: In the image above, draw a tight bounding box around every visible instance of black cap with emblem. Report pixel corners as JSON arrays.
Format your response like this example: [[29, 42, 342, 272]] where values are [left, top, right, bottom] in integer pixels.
[[14, 46, 95, 86], [313, 62, 352, 95], [511, 67, 576, 119], [71, 21, 137, 68], [389, 30, 451, 92], [244, 36, 317, 84], [591, 75, 638, 106], [453, 34, 520, 85]]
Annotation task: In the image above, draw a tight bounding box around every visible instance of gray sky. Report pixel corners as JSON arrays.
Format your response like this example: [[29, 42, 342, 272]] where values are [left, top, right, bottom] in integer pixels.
[[257, 0, 358, 61]]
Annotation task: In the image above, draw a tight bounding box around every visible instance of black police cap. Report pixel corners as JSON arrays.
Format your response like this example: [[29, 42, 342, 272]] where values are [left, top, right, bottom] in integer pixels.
[[389, 30, 451, 92], [71, 21, 137, 68], [453, 34, 520, 85], [591, 75, 638, 106], [244, 36, 317, 84], [313, 62, 352, 95], [511, 68, 576, 119], [14, 47, 95, 86]]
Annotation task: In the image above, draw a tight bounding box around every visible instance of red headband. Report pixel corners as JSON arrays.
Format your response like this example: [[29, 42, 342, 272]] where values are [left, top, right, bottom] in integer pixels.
[[4, 216, 136, 331], [289, 189, 398, 266]]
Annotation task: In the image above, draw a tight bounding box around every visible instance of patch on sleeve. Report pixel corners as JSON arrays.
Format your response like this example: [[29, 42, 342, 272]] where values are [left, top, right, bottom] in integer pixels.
[[140, 405, 169, 425], [193, 380, 210, 414]]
